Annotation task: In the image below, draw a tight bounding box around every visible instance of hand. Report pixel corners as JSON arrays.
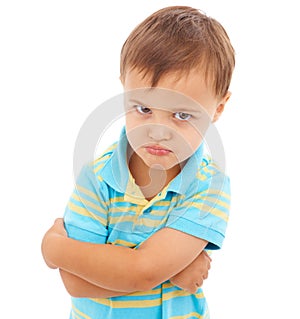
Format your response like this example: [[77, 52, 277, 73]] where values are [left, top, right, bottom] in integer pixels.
[[170, 250, 212, 294], [41, 218, 67, 269]]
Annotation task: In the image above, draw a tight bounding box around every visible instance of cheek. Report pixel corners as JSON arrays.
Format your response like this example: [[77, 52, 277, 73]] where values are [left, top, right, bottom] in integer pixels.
[[125, 113, 134, 129], [180, 131, 203, 156], [176, 126, 203, 157], [125, 122, 148, 150]]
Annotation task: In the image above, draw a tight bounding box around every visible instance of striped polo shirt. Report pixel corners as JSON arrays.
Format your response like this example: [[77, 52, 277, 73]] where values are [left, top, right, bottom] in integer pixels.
[[64, 127, 230, 319]]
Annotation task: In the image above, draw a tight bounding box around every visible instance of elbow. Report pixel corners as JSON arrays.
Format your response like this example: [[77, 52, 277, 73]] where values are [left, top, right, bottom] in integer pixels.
[[138, 279, 158, 292], [64, 284, 82, 298], [64, 285, 86, 298], [62, 281, 80, 298], [59, 269, 84, 298], [134, 275, 154, 292], [65, 286, 81, 298]]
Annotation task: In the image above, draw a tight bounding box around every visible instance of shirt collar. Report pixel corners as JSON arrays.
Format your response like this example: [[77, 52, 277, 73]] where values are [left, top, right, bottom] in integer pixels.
[[167, 142, 204, 195], [100, 127, 129, 193], [101, 127, 204, 196]]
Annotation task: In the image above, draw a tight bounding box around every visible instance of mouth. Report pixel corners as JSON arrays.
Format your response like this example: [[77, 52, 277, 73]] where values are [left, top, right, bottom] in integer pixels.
[[144, 145, 172, 156]]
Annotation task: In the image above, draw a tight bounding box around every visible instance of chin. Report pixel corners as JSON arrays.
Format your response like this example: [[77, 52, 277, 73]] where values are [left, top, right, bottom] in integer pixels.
[[142, 156, 180, 171]]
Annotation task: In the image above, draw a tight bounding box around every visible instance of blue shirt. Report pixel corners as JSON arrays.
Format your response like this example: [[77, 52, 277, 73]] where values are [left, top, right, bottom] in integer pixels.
[[64, 127, 230, 319]]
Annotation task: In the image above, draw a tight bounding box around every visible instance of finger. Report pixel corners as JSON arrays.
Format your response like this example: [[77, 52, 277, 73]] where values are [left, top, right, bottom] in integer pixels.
[[54, 218, 64, 225], [202, 250, 212, 261], [195, 279, 203, 288]]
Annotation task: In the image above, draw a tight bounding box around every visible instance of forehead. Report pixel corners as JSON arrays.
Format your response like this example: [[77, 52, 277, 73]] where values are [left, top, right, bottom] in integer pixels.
[[123, 68, 219, 111]]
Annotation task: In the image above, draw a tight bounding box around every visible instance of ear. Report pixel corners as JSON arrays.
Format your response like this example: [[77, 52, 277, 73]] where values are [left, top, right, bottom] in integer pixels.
[[212, 91, 231, 123], [119, 74, 124, 86]]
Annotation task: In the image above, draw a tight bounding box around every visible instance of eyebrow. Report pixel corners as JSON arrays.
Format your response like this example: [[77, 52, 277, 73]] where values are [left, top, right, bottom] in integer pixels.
[[128, 98, 203, 114]]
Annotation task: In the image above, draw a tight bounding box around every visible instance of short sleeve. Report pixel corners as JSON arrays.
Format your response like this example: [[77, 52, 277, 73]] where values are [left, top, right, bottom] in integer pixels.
[[64, 163, 109, 244], [166, 171, 230, 250]]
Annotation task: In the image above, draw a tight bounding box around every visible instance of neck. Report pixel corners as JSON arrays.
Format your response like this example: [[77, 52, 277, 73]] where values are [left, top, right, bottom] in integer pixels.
[[128, 151, 181, 200]]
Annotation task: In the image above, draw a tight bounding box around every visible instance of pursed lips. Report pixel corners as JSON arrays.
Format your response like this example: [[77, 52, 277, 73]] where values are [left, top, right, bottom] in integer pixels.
[[144, 145, 172, 156]]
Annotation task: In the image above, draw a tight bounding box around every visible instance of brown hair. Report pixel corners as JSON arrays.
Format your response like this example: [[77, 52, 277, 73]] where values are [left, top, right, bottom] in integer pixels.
[[120, 6, 235, 99]]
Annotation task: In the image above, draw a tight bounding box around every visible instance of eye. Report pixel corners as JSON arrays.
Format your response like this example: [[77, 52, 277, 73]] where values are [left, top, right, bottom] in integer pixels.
[[174, 112, 192, 121], [135, 105, 152, 115]]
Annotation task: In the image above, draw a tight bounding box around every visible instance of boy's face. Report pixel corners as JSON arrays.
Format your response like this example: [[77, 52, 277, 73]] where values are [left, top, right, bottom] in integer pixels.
[[122, 68, 229, 170]]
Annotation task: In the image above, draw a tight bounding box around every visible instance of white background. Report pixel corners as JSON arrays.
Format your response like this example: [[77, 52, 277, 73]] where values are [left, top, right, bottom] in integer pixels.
[[1, 1, 299, 318]]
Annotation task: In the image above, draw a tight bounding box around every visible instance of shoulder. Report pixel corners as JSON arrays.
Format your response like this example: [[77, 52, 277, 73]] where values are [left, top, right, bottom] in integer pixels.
[[198, 154, 224, 178], [77, 142, 118, 191], [197, 154, 229, 182], [191, 154, 230, 194], [90, 142, 118, 175]]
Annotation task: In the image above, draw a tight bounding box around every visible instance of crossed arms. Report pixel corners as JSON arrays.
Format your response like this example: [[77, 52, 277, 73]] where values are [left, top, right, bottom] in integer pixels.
[[41, 218, 211, 298]]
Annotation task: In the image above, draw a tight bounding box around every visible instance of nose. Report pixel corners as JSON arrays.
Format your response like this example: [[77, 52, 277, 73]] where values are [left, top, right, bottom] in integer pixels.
[[148, 124, 172, 142]]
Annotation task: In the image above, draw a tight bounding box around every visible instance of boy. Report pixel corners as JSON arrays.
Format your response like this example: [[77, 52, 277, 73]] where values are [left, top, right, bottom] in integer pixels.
[[42, 5, 235, 319]]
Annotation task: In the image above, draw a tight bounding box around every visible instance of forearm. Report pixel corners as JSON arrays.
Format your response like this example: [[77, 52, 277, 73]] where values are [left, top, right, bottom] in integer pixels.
[[42, 221, 208, 293], [59, 269, 132, 298], [44, 234, 142, 292]]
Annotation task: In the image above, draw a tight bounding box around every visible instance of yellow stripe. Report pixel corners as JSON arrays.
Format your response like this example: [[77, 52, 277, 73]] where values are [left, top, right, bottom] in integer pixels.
[[68, 201, 107, 225], [109, 215, 136, 224], [147, 209, 169, 217], [91, 287, 203, 309], [72, 193, 107, 215], [93, 144, 117, 165], [109, 201, 171, 216], [97, 175, 104, 182], [98, 143, 117, 156], [109, 215, 167, 228], [93, 151, 114, 168], [193, 190, 230, 202], [93, 152, 113, 173], [109, 203, 173, 216], [196, 172, 209, 181], [202, 166, 218, 176], [139, 216, 168, 228], [197, 166, 222, 181], [183, 201, 228, 222], [110, 196, 127, 203], [154, 201, 174, 206], [91, 297, 160, 308], [109, 206, 141, 214], [109, 238, 137, 248], [169, 311, 206, 319], [76, 184, 99, 202], [76, 184, 110, 206], [123, 286, 165, 297], [163, 289, 204, 302], [207, 189, 230, 200], [94, 162, 105, 174], [200, 156, 211, 167], [98, 153, 111, 162], [193, 192, 230, 210], [201, 195, 230, 210], [72, 304, 92, 319], [110, 195, 177, 205], [162, 282, 174, 288], [109, 206, 170, 217]]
